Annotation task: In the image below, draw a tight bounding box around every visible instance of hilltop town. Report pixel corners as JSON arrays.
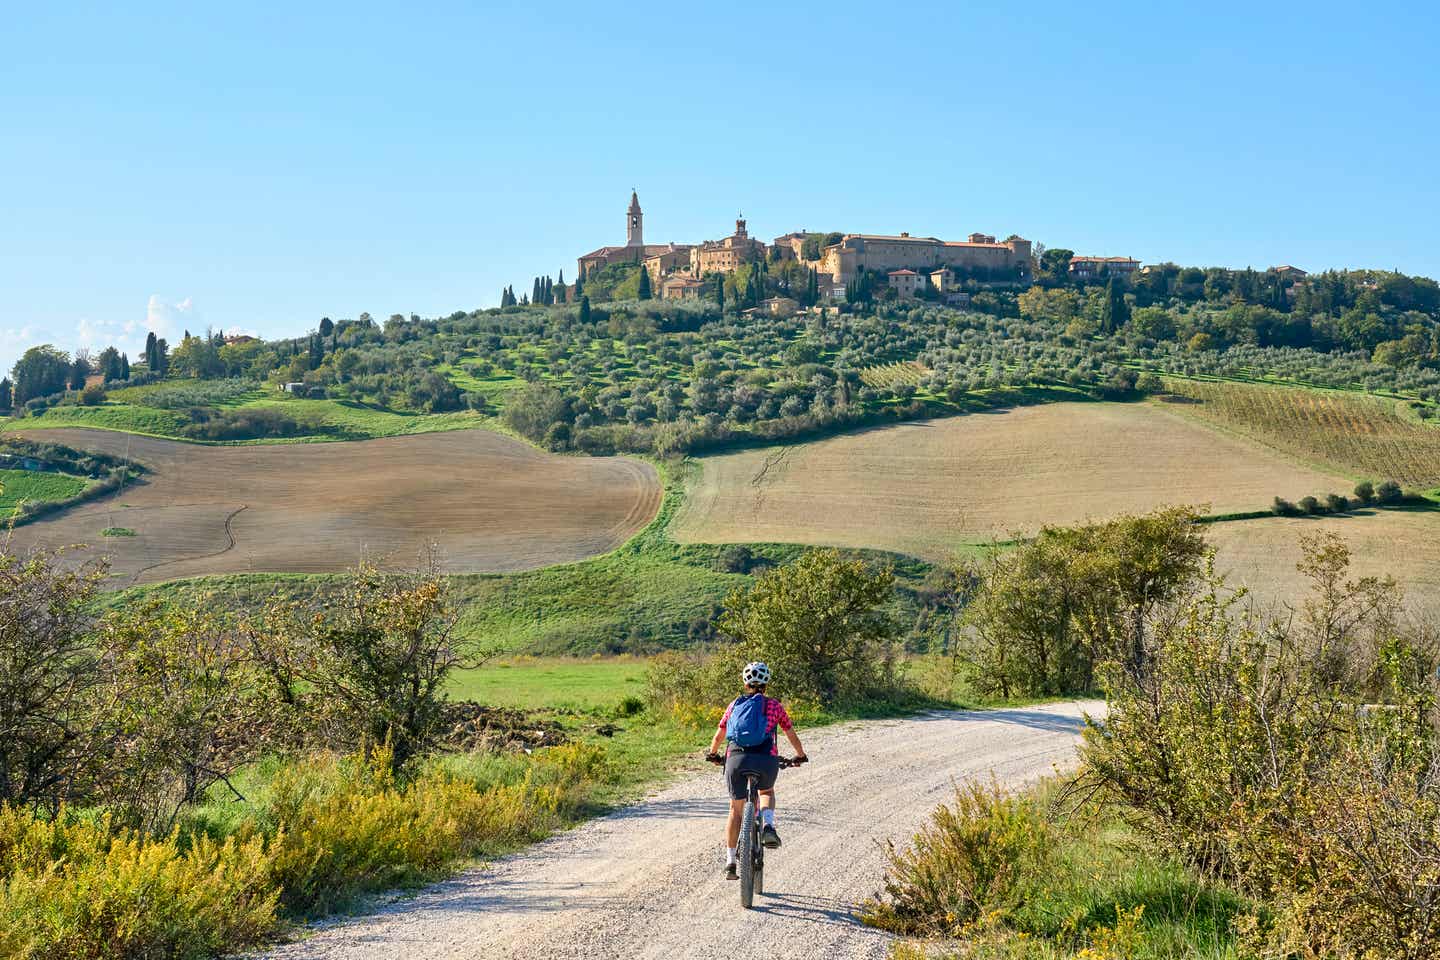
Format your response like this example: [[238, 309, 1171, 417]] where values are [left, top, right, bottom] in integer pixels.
[[569, 190, 1043, 306], [550, 188, 1153, 308]]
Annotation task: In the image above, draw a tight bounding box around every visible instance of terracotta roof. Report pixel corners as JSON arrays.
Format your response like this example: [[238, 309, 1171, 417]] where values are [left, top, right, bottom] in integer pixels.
[[1270, 264, 1307, 274], [888, 269, 918, 276], [850, 234, 942, 243], [1071, 256, 1139, 264]]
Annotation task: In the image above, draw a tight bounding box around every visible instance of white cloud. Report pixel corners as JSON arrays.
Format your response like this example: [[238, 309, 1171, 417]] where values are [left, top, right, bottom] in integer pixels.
[[1, 295, 200, 381], [0, 325, 42, 382]]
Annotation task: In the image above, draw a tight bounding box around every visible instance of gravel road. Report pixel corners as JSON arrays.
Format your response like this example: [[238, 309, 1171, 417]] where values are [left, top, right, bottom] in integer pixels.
[[262, 701, 1101, 960]]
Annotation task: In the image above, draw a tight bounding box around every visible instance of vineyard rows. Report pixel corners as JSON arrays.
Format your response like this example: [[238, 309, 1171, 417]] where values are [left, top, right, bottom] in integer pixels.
[[1166, 379, 1440, 487], [860, 361, 929, 389]]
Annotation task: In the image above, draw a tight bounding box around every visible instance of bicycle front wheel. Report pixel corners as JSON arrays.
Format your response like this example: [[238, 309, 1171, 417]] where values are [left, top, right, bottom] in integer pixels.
[[738, 799, 756, 909]]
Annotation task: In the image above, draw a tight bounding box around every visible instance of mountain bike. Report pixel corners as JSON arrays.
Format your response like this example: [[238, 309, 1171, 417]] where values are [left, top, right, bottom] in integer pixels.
[[707, 753, 806, 908]]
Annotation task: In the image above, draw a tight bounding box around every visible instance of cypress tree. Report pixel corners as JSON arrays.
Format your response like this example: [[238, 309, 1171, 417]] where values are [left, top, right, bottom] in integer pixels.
[[1101, 277, 1129, 334], [532, 277, 542, 304], [120, 353, 130, 380], [637, 265, 652, 301], [716, 274, 725, 312], [579, 295, 591, 325], [0, 377, 10, 412]]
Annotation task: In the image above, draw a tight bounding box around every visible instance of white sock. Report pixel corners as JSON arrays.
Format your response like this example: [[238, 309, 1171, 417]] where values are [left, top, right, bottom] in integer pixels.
[[761, 809, 775, 827], [726, 846, 737, 865]]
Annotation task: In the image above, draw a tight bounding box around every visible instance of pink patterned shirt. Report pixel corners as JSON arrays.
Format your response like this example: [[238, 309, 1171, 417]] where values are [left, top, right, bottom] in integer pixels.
[[718, 696, 793, 756]]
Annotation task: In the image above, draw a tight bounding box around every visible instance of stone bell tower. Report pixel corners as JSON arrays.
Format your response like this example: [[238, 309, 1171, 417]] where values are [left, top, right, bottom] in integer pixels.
[[626, 189, 643, 247]]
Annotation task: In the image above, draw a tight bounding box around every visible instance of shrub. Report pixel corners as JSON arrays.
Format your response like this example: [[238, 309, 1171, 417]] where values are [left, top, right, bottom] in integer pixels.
[[264, 740, 605, 915], [90, 603, 274, 833], [1377, 479, 1404, 504], [714, 543, 755, 573], [0, 807, 278, 960], [1272, 496, 1298, 516], [0, 548, 107, 810], [180, 406, 319, 441], [1353, 480, 1375, 504], [79, 385, 107, 406], [1325, 492, 1349, 513], [249, 561, 488, 769], [959, 508, 1206, 698], [1299, 494, 1321, 514], [502, 383, 570, 442], [715, 549, 898, 705], [0, 740, 609, 955], [135, 378, 258, 409], [1077, 533, 1440, 957], [860, 782, 1052, 936]]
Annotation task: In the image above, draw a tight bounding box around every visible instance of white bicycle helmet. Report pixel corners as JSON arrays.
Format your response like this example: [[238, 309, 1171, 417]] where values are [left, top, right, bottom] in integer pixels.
[[741, 661, 771, 687]]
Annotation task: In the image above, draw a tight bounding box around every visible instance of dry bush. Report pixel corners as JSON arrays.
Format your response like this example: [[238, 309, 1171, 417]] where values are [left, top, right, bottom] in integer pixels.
[[1078, 532, 1440, 958], [861, 782, 1052, 937]]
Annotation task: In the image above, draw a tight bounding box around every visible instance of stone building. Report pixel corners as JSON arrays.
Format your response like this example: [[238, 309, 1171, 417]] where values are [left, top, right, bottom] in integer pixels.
[[887, 269, 924, 298], [660, 275, 708, 300], [819, 232, 1032, 284], [643, 245, 694, 286], [576, 191, 691, 279], [691, 218, 767, 276], [1068, 256, 1141, 280]]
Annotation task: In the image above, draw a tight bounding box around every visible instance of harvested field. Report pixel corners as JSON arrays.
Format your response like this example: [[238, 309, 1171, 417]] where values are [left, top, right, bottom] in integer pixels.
[[672, 402, 1350, 558], [5, 428, 660, 585], [1205, 509, 1440, 618]]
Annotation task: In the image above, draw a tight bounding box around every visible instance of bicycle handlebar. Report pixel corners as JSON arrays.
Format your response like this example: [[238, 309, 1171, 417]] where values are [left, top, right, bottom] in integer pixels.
[[705, 752, 808, 768]]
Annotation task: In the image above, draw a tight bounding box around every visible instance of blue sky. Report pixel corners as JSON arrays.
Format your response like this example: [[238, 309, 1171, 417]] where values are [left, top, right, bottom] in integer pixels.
[[2, 1, 1437, 376]]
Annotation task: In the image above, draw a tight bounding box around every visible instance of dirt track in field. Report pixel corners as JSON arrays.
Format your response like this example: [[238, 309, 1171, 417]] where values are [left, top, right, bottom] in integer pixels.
[[260, 701, 1101, 960], [673, 402, 1350, 558], [5, 428, 660, 584]]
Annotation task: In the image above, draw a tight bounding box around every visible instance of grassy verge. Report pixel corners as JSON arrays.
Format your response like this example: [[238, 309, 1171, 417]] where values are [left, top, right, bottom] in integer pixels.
[[865, 779, 1249, 960]]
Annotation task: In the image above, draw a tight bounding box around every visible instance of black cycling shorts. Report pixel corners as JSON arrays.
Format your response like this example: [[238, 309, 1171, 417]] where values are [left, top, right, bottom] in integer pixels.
[[724, 750, 779, 800]]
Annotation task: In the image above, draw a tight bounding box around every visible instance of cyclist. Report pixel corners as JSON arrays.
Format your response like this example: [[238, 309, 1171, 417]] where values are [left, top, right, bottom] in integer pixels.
[[705, 660, 807, 880]]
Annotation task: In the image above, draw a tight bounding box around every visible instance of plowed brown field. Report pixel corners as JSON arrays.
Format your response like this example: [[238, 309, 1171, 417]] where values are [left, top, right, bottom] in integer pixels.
[[673, 403, 1349, 558], [6, 428, 660, 585]]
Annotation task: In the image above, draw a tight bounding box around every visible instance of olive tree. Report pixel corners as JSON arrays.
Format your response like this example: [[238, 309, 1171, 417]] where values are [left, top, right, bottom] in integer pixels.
[[717, 549, 896, 705]]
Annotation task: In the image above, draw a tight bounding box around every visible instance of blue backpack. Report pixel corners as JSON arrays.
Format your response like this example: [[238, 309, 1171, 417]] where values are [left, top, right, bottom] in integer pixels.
[[727, 694, 771, 750]]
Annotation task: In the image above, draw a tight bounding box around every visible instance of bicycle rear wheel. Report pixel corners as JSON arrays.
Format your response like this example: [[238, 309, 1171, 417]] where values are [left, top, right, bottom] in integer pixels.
[[738, 798, 756, 909]]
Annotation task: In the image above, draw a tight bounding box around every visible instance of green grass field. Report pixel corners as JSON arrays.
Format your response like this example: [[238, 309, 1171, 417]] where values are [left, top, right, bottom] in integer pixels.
[[448, 656, 649, 710], [0, 468, 90, 519], [2, 394, 493, 444]]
